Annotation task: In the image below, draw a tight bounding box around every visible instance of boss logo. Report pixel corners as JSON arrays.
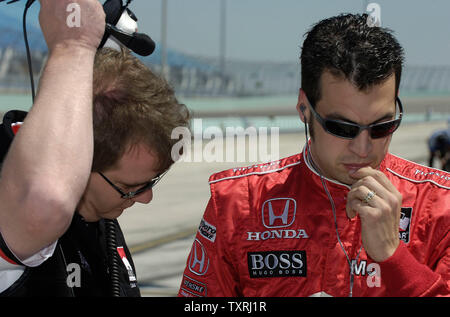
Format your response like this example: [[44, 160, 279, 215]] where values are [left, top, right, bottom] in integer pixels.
[[262, 198, 296, 229], [247, 250, 307, 278]]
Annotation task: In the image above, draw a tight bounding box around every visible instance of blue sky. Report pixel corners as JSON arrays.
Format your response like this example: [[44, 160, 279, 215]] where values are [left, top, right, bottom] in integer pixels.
[[2, 0, 450, 65]]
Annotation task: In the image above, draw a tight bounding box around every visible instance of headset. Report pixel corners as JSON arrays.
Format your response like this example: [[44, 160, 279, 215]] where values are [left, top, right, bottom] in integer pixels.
[[299, 104, 306, 115], [0, 0, 156, 160], [0, 0, 156, 101], [1, 0, 156, 55], [299, 104, 308, 140], [0, 0, 156, 140]]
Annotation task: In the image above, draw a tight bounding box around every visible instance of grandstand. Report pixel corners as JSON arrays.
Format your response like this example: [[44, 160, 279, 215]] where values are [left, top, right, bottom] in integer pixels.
[[1, 10, 450, 99]]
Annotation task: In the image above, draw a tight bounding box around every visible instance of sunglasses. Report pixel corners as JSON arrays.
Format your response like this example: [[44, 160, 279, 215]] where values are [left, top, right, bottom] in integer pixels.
[[307, 97, 403, 140], [99, 170, 168, 199]]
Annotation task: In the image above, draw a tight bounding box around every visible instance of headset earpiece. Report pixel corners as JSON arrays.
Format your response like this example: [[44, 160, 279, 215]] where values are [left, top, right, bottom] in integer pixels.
[[300, 104, 306, 114], [99, 0, 125, 49], [104, 0, 124, 25]]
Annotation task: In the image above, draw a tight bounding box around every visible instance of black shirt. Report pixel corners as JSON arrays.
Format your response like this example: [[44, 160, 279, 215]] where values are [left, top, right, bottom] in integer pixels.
[[1, 213, 140, 297]]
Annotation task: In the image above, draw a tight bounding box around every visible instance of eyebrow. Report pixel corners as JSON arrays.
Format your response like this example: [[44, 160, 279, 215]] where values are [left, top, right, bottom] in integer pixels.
[[118, 172, 163, 188], [325, 112, 395, 125], [119, 181, 148, 188], [118, 178, 152, 188]]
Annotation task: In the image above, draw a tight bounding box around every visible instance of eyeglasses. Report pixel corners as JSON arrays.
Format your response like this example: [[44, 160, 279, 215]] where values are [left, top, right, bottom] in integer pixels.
[[307, 97, 403, 140], [98, 170, 168, 199]]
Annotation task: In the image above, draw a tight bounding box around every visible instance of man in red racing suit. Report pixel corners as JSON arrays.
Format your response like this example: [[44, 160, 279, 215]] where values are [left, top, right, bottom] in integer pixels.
[[178, 149, 449, 297], [178, 13, 449, 297]]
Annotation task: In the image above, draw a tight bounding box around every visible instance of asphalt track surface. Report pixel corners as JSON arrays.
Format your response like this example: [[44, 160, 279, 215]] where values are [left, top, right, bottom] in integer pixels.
[[118, 118, 449, 296], [1, 91, 449, 297], [2, 95, 447, 296]]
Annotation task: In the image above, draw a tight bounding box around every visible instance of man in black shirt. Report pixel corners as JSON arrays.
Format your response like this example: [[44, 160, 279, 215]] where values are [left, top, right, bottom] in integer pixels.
[[0, 0, 189, 296], [428, 123, 450, 171]]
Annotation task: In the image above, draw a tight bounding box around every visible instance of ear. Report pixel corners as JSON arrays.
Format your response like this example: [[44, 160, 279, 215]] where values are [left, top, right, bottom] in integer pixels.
[[296, 89, 309, 124]]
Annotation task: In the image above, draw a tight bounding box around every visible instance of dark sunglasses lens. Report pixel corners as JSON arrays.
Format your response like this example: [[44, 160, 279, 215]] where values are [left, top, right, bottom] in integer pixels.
[[370, 120, 400, 139], [325, 121, 360, 138]]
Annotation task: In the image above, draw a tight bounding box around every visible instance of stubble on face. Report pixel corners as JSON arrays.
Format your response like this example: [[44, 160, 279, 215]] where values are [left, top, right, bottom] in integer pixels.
[[306, 72, 396, 185]]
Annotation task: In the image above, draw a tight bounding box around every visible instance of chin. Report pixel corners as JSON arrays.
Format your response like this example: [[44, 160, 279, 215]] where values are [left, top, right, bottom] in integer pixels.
[[331, 170, 356, 186], [102, 208, 125, 220], [343, 177, 357, 186], [82, 214, 102, 222], [335, 176, 353, 186]]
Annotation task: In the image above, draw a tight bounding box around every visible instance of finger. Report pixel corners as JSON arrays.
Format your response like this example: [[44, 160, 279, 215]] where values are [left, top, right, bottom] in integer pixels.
[[349, 185, 368, 203], [354, 171, 403, 215], [346, 201, 357, 219], [351, 167, 400, 197], [346, 194, 373, 219], [347, 185, 371, 218], [351, 176, 389, 202], [346, 184, 382, 220], [350, 166, 389, 185]]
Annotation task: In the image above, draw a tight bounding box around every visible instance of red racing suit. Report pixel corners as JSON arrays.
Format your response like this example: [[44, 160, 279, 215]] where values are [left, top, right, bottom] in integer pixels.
[[178, 149, 450, 297]]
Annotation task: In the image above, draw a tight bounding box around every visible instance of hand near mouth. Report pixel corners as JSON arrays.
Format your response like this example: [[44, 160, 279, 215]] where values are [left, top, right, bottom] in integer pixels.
[[346, 166, 402, 262]]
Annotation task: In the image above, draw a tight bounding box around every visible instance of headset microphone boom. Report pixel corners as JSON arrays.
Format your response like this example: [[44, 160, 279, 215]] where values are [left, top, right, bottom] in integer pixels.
[[1, 0, 156, 55]]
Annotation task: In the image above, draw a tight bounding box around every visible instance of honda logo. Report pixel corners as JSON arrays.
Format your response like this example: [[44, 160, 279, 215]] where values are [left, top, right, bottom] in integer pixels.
[[262, 198, 296, 228], [188, 239, 209, 276]]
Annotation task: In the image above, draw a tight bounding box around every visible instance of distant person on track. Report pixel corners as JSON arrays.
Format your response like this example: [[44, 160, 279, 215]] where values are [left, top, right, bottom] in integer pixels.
[[428, 119, 450, 171], [0, 0, 189, 296], [179, 13, 449, 297]]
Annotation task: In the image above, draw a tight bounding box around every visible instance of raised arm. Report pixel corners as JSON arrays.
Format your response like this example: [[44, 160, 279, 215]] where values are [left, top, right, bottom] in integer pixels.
[[0, 0, 105, 261]]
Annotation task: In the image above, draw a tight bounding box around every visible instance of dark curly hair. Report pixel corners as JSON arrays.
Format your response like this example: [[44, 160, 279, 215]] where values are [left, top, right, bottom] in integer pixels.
[[301, 13, 404, 107]]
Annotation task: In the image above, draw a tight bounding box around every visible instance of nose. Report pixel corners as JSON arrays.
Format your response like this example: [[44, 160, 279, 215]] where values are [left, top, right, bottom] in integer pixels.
[[348, 130, 372, 158], [132, 188, 153, 204]]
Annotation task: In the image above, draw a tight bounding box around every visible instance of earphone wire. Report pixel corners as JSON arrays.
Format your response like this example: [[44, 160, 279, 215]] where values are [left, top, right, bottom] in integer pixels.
[[303, 118, 363, 297], [23, 1, 36, 103]]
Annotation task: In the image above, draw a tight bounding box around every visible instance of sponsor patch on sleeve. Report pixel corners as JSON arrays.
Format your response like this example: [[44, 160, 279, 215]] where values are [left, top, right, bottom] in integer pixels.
[[198, 218, 217, 243], [399, 207, 413, 243], [180, 274, 207, 297]]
